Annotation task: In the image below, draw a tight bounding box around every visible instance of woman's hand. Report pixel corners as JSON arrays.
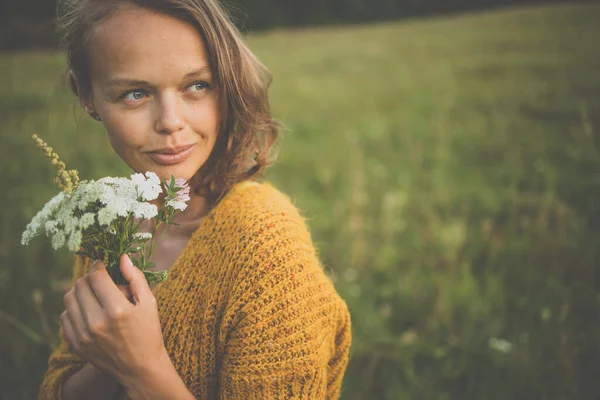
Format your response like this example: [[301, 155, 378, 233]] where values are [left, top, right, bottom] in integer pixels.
[[61, 254, 167, 385]]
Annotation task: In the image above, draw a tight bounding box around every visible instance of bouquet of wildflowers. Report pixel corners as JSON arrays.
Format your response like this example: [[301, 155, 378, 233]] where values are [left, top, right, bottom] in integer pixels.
[[21, 135, 191, 285]]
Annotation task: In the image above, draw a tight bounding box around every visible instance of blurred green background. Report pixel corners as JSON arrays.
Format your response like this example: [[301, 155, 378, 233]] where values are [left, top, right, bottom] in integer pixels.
[[2, 2, 600, 399]]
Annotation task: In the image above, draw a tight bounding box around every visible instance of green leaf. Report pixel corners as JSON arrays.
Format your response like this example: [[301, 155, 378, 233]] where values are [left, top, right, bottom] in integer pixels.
[[143, 270, 168, 284], [144, 261, 156, 270]]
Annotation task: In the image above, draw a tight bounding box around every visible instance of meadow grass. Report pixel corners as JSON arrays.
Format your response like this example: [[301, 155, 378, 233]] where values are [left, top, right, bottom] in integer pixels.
[[1, 3, 599, 399]]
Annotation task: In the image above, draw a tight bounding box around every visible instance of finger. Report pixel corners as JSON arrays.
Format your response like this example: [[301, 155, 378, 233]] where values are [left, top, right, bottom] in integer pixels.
[[63, 287, 92, 345], [74, 274, 105, 325], [117, 285, 134, 303], [88, 260, 130, 313], [119, 254, 152, 305], [61, 311, 79, 354]]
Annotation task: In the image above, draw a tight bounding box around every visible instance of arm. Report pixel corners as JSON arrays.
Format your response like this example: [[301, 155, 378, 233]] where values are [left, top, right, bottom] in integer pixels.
[[218, 242, 352, 399], [210, 192, 352, 399], [61, 362, 121, 400], [117, 348, 196, 400]]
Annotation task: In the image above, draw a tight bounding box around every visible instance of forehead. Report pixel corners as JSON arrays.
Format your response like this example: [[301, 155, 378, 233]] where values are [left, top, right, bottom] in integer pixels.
[[88, 6, 210, 82]]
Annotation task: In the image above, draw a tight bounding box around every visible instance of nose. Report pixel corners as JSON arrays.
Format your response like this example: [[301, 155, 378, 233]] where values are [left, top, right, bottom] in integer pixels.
[[154, 93, 185, 135]]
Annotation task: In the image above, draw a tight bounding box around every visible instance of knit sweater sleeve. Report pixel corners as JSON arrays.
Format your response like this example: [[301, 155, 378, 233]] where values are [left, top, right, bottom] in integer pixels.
[[217, 197, 352, 399], [38, 255, 91, 400]]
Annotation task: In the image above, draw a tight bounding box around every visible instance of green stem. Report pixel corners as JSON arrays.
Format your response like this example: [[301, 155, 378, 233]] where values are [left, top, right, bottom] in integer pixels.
[[146, 221, 163, 263]]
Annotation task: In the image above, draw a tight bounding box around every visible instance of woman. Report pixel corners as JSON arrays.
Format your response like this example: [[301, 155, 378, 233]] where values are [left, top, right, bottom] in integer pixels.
[[38, 0, 352, 399]]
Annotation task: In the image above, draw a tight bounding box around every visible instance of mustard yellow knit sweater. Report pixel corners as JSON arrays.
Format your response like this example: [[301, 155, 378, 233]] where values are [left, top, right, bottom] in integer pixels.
[[38, 181, 352, 399]]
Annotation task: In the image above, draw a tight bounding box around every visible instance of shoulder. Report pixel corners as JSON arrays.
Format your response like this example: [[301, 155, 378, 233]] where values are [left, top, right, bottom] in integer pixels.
[[208, 180, 312, 244], [212, 181, 349, 321], [213, 180, 305, 222]]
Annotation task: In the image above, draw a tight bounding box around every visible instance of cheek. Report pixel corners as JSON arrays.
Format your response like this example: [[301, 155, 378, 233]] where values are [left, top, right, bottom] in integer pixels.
[[104, 124, 148, 165], [196, 100, 220, 144], [103, 112, 148, 151]]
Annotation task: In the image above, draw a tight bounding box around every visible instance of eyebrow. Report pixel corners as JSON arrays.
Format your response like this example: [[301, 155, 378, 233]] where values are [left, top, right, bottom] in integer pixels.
[[106, 66, 212, 87]]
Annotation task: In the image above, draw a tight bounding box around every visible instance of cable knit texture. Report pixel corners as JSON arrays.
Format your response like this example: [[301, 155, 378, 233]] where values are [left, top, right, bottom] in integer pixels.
[[38, 181, 352, 399]]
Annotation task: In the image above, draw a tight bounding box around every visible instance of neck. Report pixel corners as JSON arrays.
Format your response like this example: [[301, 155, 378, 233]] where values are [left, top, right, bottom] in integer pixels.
[[177, 193, 210, 224], [151, 192, 210, 227]]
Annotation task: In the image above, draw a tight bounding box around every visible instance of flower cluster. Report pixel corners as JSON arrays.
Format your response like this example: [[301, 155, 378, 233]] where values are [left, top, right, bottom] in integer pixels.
[[167, 178, 191, 211], [22, 135, 191, 285]]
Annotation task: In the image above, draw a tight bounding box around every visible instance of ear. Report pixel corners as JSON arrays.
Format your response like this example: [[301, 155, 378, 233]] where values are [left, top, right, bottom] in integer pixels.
[[68, 69, 94, 114]]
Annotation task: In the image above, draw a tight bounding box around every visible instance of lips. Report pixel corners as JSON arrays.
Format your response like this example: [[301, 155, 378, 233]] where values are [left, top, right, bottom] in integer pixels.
[[147, 144, 196, 165]]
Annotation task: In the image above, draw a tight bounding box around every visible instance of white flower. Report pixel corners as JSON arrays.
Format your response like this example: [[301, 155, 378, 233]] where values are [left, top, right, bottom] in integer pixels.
[[51, 232, 66, 249], [132, 202, 158, 219], [94, 176, 160, 224], [100, 183, 117, 204], [41, 192, 68, 218], [131, 172, 162, 201], [111, 197, 132, 217], [79, 213, 95, 229], [21, 192, 67, 245], [62, 214, 80, 236], [98, 207, 118, 226], [21, 227, 36, 246], [21, 220, 41, 244], [44, 220, 59, 235], [116, 182, 138, 203], [71, 181, 100, 210], [67, 230, 83, 252], [133, 232, 153, 241], [99, 177, 137, 203], [165, 199, 187, 211], [130, 173, 145, 185], [145, 172, 161, 186]]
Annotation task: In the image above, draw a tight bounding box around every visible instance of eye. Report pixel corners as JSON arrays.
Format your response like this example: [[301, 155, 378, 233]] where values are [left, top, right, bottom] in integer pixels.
[[121, 89, 147, 101], [188, 81, 209, 92]]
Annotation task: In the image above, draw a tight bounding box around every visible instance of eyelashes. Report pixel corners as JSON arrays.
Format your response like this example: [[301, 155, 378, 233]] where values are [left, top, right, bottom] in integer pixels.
[[118, 81, 211, 102], [120, 89, 147, 101], [190, 82, 210, 91]]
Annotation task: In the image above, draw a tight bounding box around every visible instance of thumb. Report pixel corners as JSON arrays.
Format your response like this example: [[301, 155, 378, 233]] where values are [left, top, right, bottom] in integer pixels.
[[119, 254, 150, 304]]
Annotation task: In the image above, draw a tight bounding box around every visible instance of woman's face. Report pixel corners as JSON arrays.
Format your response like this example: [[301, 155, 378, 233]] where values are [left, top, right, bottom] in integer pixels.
[[81, 5, 219, 183]]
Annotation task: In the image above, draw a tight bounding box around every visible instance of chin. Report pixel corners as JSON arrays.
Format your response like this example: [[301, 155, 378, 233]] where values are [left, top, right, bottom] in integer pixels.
[[156, 164, 201, 183]]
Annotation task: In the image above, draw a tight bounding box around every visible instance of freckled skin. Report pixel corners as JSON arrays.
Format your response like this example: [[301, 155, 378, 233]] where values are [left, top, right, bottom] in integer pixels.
[[81, 5, 220, 184]]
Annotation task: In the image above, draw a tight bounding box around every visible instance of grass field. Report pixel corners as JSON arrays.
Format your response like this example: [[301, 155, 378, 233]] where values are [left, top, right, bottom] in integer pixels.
[[1, 3, 599, 399]]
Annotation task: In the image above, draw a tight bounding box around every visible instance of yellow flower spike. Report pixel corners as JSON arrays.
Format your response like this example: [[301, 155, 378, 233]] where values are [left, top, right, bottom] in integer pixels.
[[32, 134, 81, 194], [69, 170, 80, 187]]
